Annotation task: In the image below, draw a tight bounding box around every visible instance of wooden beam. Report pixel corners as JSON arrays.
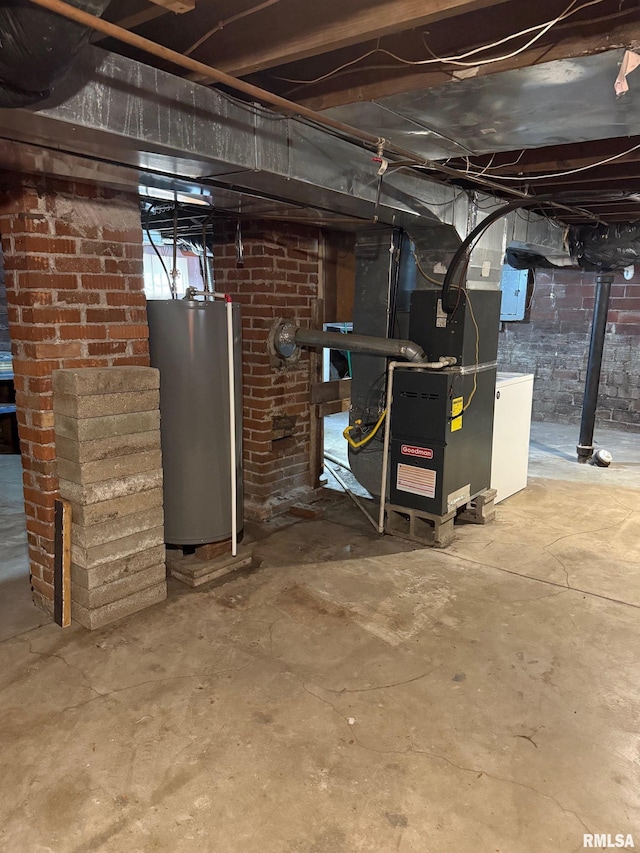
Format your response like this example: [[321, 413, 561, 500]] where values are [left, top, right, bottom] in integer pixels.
[[534, 176, 640, 191], [323, 230, 355, 323], [113, 6, 167, 29], [439, 138, 640, 206], [53, 498, 72, 628], [561, 214, 640, 222], [317, 399, 350, 418], [297, 17, 640, 111], [212, 0, 511, 78], [311, 378, 352, 405], [458, 139, 640, 178], [571, 200, 640, 209], [148, 0, 194, 12]]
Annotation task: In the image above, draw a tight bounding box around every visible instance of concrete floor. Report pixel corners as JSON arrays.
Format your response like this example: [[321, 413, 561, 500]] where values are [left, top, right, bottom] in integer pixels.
[[323, 411, 372, 498], [0, 455, 49, 641], [1, 421, 639, 851]]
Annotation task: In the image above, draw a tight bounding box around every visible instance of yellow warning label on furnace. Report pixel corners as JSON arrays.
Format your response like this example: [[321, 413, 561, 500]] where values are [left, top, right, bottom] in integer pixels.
[[451, 396, 463, 432]]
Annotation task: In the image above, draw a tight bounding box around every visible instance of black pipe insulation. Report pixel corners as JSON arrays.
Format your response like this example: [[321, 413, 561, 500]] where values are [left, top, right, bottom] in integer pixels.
[[576, 273, 614, 463], [0, 0, 110, 107]]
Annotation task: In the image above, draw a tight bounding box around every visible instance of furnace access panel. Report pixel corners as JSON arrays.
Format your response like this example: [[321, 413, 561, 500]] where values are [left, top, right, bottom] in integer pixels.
[[389, 367, 496, 516]]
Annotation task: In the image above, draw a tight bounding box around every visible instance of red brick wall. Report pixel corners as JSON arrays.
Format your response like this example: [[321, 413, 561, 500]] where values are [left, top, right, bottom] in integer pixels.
[[214, 221, 320, 520], [0, 173, 149, 612], [0, 248, 9, 352], [498, 268, 640, 430]]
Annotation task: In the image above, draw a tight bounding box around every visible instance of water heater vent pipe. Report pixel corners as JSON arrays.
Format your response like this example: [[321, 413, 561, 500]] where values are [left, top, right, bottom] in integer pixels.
[[273, 322, 427, 363]]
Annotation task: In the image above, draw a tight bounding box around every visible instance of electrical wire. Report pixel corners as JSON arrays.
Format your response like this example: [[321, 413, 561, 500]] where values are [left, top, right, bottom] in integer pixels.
[[373, 155, 602, 223], [462, 141, 640, 182], [286, 0, 629, 96], [184, 0, 282, 57], [201, 217, 210, 292], [425, 0, 605, 69], [408, 241, 444, 286], [33, 0, 604, 228], [448, 149, 527, 175], [144, 207, 172, 293], [276, 0, 604, 84], [215, 87, 289, 120], [526, 269, 537, 312], [361, 369, 388, 422], [462, 290, 480, 412]]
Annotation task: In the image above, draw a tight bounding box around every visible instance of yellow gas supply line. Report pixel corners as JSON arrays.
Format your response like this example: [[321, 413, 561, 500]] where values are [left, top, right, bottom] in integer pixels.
[[343, 409, 387, 449]]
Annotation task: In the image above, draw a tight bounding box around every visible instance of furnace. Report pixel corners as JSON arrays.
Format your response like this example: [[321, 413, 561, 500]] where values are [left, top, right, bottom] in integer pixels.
[[389, 289, 501, 517]]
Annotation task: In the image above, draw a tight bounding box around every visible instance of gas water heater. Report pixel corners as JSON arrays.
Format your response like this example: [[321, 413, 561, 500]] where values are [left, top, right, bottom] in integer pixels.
[[147, 298, 243, 546]]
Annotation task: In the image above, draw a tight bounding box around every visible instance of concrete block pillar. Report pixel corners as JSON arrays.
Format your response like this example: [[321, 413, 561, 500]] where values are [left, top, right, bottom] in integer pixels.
[[52, 366, 166, 629]]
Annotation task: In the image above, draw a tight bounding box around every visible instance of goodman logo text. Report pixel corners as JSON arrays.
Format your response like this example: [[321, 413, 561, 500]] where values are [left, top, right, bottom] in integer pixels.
[[401, 444, 433, 460], [584, 835, 635, 848]]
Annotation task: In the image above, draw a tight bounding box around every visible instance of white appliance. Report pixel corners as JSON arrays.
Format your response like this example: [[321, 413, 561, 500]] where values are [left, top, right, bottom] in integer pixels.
[[491, 372, 534, 503]]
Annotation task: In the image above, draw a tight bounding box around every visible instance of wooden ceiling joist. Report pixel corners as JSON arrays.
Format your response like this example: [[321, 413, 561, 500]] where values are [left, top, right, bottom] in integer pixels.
[[293, 16, 640, 110], [453, 138, 640, 178], [209, 0, 512, 78], [95, 0, 640, 223]]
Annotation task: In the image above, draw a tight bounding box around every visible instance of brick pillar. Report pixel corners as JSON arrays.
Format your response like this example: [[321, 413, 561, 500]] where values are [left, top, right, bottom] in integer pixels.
[[0, 173, 149, 613], [215, 221, 321, 521], [0, 248, 9, 352]]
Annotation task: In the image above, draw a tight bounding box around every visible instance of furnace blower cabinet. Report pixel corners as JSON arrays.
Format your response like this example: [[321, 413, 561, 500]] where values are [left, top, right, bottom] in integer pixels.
[[388, 289, 501, 517]]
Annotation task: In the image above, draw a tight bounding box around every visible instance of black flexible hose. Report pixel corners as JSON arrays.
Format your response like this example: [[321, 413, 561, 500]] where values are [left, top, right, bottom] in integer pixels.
[[144, 207, 172, 293], [441, 196, 552, 312]]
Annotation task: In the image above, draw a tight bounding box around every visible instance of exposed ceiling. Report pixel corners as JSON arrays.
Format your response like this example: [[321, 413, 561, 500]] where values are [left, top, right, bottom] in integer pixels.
[[91, 0, 640, 223]]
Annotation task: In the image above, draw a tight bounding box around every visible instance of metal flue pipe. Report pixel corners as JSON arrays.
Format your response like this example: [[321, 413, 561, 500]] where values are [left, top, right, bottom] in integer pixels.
[[576, 272, 614, 463], [274, 323, 426, 363]]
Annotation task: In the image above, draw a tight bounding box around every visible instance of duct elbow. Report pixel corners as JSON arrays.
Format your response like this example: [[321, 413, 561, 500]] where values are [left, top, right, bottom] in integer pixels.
[[400, 341, 426, 363]]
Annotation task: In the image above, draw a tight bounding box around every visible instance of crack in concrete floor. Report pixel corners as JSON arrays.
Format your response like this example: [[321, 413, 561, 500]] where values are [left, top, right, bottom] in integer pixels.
[[1, 421, 640, 851]]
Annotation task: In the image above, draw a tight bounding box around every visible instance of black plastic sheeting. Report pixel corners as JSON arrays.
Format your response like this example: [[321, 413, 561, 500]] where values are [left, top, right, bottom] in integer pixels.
[[505, 247, 560, 270], [0, 0, 109, 108], [568, 223, 640, 272]]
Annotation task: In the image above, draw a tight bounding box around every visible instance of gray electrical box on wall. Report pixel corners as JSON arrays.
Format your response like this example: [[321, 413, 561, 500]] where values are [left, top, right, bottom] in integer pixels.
[[500, 265, 528, 321]]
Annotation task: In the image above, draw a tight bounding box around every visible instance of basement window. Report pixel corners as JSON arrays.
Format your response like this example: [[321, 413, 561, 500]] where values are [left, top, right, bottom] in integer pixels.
[[143, 231, 208, 299]]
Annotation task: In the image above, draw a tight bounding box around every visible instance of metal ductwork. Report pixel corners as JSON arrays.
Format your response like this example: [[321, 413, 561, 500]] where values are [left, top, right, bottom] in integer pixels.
[[0, 46, 446, 227], [0, 0, 110, 108], [0, 42, 574, 260]]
